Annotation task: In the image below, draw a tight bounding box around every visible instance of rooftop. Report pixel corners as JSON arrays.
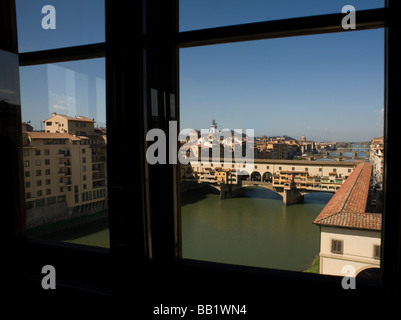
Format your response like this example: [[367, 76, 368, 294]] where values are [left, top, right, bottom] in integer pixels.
[[23, 131, 82, 141], [314, 162, 382, 231], [44, 113, 95, 123]]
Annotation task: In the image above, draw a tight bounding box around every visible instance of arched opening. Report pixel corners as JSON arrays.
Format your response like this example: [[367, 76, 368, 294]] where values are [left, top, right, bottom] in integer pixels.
[[356, 267, 380, 280], [250, 171, 261, 181], [262, 172, 272, 182]]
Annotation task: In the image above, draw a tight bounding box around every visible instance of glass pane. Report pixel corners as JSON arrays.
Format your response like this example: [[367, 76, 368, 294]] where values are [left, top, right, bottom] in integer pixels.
[[19, 58, 109, 248], [179, 29, 384, 279], [180, 0, 384, 32], [16, 0, 105, 53], [0, 50, 20, 105]]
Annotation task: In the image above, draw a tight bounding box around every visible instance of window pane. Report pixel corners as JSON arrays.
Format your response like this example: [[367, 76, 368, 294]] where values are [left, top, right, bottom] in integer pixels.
[[0, 50, 20, 105], [15, 0, 105, 53], [20, 58, 109, 248], [179, 29, 384, 279], [180, 0, 384, 32]]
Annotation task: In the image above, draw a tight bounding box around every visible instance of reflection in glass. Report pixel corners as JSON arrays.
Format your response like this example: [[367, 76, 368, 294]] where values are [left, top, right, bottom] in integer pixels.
[[0, 50, 20, 105], [20, 58, 109, 248]]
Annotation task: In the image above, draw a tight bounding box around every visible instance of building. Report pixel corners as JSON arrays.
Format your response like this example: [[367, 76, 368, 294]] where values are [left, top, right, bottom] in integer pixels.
[[314, 162, 382, 278], [22, 113, 107, 228], [44, 112, 96, 135], [370, 136, 384, 189], [272, 170, 346, 192], [299, 133, 315, 154], [269, 141, 289, 159]]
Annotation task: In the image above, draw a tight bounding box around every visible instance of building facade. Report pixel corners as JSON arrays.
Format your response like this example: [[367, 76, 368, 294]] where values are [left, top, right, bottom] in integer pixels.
[[22, 113, 107, 228], [314, 162, 382, 278], [370, 136, 384, 189], [318, 226, 381, 277]]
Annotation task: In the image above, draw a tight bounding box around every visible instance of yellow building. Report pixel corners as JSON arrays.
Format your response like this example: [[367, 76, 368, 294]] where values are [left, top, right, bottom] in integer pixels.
[[22, 113, 107, 229], [44, 112, 96, 136], [272, 170, 345, 192], [215, 168, 235, 184]]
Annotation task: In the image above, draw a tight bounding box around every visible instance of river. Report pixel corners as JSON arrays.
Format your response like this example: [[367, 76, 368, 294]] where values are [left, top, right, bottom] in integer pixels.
[[181, 186, 333, 272], [33, 185, 332, 272]]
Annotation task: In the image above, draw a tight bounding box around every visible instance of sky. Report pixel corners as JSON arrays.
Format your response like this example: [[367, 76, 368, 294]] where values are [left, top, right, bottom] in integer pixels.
[[16, 0, 106, 130], [179, 0, 385, 142], [180, 29, 384, 141], [15, 0, 385, 141]]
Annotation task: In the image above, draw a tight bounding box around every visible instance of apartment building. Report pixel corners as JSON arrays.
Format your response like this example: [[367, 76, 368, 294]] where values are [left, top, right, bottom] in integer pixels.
[[22, 113, 107, 228]]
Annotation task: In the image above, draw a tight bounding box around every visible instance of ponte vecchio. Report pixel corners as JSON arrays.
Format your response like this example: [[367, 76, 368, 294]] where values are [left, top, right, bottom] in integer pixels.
[[181, 159, 360, 205]]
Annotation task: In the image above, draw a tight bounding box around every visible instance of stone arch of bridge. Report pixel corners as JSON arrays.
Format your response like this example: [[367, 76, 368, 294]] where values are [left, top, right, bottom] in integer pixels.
[[262, 171, 273, 182], [250, 171, 261, 181], [240, 181, 284, 199]]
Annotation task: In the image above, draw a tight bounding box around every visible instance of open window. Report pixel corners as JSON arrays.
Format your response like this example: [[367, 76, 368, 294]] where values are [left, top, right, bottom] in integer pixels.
[[4, 0, 401, 305]]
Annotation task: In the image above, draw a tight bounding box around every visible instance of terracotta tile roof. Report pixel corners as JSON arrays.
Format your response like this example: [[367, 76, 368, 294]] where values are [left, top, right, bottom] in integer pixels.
[[314, 211, 382, 230], [24, 131, 82, 141], [44, 114, 95, 122], [314, 162, 382, 231]]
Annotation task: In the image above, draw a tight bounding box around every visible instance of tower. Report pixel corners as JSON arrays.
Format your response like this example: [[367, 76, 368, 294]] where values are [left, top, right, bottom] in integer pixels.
[[210, 119, 218, 134]]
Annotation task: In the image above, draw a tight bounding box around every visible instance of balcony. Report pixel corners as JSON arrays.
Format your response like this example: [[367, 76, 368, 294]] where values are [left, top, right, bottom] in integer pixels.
[[92, 173, 106, 181], [58, 160, 72, 167], [92, 156, 106, 163], [57, 150, 71, 158], [58, 169, 72, 176]]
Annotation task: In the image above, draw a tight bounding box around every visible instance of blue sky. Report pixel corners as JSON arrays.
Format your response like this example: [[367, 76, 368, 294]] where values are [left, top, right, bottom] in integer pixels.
[[19, 59, 106, 130], [15, 0, 104, 53], [180, 29, 384, 141], [180, 0, 385, 141], [15, 1, 384, 141], [16, 0, 106, 129]]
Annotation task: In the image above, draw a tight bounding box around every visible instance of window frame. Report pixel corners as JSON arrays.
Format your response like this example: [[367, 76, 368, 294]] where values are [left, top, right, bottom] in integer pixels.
[[173, 1, 397, 295], [374, 245, 381, 260], [4, 0, 401, 299], [331, 239, 344, 254]]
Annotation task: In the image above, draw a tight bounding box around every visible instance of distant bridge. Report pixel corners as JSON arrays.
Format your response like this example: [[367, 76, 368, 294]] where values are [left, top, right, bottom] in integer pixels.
[[336, 145, 370, 151]]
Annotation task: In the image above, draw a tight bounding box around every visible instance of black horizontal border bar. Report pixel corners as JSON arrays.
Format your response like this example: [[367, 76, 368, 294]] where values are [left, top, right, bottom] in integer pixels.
[[177, 8, 387, 48], [19, 42, 105, 66]]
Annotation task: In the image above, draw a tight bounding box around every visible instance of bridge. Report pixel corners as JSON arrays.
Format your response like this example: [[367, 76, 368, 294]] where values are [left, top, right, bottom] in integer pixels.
[[336, 145, 370, 152], [313, 150, 369, 161], [181, 159, 362, 205]]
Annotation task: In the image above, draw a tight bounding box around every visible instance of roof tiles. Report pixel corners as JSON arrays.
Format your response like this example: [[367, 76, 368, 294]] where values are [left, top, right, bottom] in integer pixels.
[[314, 162, 382, 231]]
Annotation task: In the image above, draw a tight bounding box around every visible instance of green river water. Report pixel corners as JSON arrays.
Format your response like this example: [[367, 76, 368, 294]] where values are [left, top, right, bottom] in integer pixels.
[[181, 186, 332, 271], [34, 186, 332, 272]]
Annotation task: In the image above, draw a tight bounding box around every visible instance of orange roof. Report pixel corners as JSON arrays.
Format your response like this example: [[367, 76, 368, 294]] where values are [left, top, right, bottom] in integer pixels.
[[44, 114, 95, 123], [24, 131, 81, 141], [314, 162, 382, 231]]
